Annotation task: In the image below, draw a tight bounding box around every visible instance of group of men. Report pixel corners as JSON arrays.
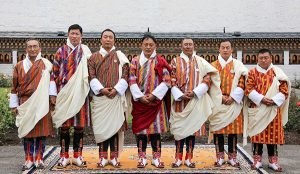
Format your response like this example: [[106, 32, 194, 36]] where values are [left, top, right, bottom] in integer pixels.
[[9, 24, 290, 172]]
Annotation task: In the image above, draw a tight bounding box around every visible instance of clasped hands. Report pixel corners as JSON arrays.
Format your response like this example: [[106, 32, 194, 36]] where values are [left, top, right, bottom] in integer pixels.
[[139, 94, 157, 104], [222, 95, 234, 105], [261, 97, 275, 106], [100, 87, 118, 99]]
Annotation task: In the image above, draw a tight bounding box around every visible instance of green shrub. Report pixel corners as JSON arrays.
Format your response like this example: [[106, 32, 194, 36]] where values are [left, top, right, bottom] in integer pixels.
[[0, 73, 12, 88], [292, 76, 300, 89], [285, 89, 300, 133], [0, 88, 15, 133]]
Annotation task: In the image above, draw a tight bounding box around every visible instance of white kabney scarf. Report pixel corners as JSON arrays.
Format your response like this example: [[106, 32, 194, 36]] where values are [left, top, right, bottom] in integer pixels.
[[209, 58, 248, 132], [243, 65, 291, 146], [92, 50, 130, 153], [15, 53, 53, 138], [170, 55, 222, 140], [52, 40, 91, 128]]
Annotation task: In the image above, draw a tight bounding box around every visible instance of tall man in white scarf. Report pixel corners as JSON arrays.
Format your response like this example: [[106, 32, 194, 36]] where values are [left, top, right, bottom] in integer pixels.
[[210, 40, 248, 167], [50, 24, 92, 168], [88, 29, 129, 168], [245, 49, 290, 172], [169, 38, 222, 168], [9, 39, 53, 171]]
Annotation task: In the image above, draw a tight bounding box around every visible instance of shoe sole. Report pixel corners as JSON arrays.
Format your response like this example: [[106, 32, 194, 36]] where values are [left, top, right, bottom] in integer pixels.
[[56, 163, 70, 169]]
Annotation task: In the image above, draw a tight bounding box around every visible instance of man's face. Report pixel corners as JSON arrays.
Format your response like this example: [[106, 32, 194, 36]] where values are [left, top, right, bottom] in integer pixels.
[[219, 41, 232, 60], [68, 29, 82, 46], [141, 38, 156, 58], [257, 52, 272, 70], [182, 39, 194, 57], [26, 40, 41, 58], [101, 31, 115, 50]]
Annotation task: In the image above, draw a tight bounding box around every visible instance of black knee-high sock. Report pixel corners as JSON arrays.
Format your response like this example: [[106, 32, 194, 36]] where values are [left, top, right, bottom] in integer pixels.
[[185, 135, 195, 154], [175, 139, 185, 154], [110, 133, 119, 152], [267, 144, 277, 156], [252, 143, 263, 156], [136, 134, 147, 153], [23, 138, 34, 161], [228, 134, 237, 153], [214, 134, 224, 152], [60, 127, 70, 155], [150, 134, 161, 153], [73, 127, 84, 153], [35, 136, 46, 160]]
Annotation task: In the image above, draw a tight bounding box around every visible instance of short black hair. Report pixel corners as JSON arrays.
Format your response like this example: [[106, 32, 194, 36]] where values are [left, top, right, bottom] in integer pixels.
[[219, 39, 233, 48], [25, 39, 41, 47], [142, 34, 157, 44], [101, 29, 116, 40], [181, 37, 194, 44], [68, 24, 82, 34], [257, 48, 272, 56]]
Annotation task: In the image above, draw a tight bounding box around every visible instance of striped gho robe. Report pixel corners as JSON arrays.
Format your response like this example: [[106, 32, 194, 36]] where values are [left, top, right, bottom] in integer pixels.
[[51, 44, 91, 127], [211, 59, 245, 134], [88, 49, 129, 95], [245, 67, 288, 144], [11, 59, 53, 138], [129, 54, 171, 134], [170, 55, 211, 136]]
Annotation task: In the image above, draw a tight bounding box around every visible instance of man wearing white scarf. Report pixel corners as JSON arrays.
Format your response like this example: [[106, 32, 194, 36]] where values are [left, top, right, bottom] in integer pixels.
[[9, 39, 53, 171], [50, 24, 92, 168], [88, 29, 129, 168], [210, 40, 248, 167], [244, 49, 290, 172], [169, 38, 221, 168]]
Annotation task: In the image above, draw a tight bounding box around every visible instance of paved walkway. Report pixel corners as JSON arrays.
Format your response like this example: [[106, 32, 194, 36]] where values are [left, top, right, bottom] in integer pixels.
[[0, 144, 299, 174]]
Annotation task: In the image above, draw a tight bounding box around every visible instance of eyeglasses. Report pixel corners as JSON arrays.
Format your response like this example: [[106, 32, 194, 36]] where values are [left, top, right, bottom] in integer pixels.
[[27, 45, 39, 49]]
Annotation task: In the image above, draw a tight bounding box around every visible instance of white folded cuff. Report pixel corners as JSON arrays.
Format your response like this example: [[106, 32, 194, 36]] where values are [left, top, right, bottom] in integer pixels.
[[248, 90, 264, 106], [114, 79, 128, 96], [90, 78, 104, 95], [9, 93, 19, 108], [230, 87, 244, 104], [171, 86, 184, 101], [152, 82, 169, 100], [49, 81, 58, 96], [271, 92, 286, 107], [130, 83, 144, 101], [193, 83, 209, 98]]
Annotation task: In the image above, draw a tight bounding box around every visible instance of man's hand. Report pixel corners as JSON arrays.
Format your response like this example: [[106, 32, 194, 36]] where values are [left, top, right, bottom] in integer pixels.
[[182, 93, 192, 101], [224, 96, 234, 105], [100, 87, 111, 96], [108, 88, 118, 98], [139, 96, 150, 104], [145, 94, 156, 102], [50, 96, 56, 105], [11, 108, 18, 116], [222, 95, 229, 104], [261, 97, 275, 106], [203, 74, 211, 82], [186, 91, 195, 98]]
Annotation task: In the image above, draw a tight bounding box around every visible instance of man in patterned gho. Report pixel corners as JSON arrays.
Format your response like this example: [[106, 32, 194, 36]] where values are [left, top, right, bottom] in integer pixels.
[[50, 24, 92, 168], [9, 39, 53, 171], [169, 38, 221, 168], [209, 40, 248, 167], [245, 48, 290, 172], [88, 29, 129, 168], [129, 34, 171, 168]]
